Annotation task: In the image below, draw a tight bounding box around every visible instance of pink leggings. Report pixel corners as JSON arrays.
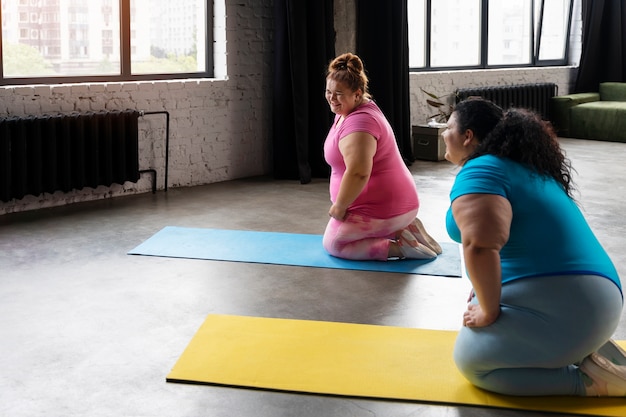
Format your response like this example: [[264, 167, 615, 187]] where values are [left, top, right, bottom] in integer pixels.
[[322, 209, 418, 261]]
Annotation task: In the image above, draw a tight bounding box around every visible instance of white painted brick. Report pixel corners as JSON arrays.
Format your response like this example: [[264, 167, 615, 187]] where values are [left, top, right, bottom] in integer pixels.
[[165, 81, 185, 90], [104, 83, 123, 93], [24, 102, 41, 114], [59, 102, 75, 112], [88, 84, 106, 93], [33, 86, 52, 97], [14, 86, 35, 96], [50, 85, 72, 95], [121, 83, 139, 92], [70, 85, 90, 95]]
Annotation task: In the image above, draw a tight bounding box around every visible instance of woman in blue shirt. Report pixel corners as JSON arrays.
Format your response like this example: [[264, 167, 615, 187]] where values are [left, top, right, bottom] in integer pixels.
[[444, 97, 625, 396]]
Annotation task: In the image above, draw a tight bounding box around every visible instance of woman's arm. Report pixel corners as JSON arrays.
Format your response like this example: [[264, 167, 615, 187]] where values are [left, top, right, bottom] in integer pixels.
[[452, 193, 512, 327], [329, 131, 377, 220]]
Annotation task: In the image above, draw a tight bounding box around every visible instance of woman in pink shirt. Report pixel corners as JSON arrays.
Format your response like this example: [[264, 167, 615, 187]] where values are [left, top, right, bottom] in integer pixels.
[[322, 53, 440, 260]]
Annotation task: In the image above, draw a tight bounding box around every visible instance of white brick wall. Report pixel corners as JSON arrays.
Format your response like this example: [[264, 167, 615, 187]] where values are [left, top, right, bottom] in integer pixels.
[[409, 66, 578, 125]]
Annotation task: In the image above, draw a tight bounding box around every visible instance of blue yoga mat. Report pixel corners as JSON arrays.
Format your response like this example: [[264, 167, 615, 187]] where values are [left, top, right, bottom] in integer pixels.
[[128, 226, 462, 277]]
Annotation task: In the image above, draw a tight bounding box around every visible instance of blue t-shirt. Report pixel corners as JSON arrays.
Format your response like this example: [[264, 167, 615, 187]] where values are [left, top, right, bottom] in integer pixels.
[[446, 154, 621, 292]]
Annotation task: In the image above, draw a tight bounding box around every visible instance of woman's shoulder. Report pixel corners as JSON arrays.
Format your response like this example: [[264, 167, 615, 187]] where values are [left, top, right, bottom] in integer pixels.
[[458, 155, 512, 182], [348, 100, 379, 117], [462, 155, 536, 187], [452, 155, 513, 198], [468, 155, 534, 174], [341, 101, 385, 131], [464, 154, 506, 169]]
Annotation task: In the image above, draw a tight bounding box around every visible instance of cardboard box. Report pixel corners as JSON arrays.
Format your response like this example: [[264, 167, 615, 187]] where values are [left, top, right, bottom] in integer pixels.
[[412, 125, 446, 161]]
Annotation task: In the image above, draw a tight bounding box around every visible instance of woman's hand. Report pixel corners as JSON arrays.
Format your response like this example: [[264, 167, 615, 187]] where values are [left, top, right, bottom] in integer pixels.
[[462, 303, 499, 328], [329, 203, 347, 221]]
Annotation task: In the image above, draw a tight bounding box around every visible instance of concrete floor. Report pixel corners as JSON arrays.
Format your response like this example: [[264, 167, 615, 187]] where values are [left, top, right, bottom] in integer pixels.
[[1, 138, 625, 417]]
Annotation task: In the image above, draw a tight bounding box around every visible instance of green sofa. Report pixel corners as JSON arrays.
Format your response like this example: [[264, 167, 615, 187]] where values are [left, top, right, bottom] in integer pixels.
[[550, 82, 626, 142]]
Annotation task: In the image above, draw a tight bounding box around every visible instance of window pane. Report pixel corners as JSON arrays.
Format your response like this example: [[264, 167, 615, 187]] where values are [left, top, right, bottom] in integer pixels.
[[408, 0, 426, 68], [130, 0, 206, 75], [538, 0, 570, 60], [488, 0, 532, 65], [430, 0, 481, 67], [1, 0, 121, 78]]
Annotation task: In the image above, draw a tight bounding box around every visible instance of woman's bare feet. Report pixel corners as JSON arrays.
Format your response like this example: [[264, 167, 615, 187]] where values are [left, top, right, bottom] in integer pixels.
[[390, 229, 437, 259], [408, 218, 442, 254]]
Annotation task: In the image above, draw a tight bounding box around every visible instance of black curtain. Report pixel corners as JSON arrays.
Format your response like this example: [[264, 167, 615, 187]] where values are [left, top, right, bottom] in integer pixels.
[[355, 0, 413, 162], [273, 0, 335, 184], [574, 0, 626, 93]]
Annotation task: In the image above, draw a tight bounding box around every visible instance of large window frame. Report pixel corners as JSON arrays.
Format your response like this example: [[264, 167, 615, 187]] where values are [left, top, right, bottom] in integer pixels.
[[409, 0, 574, 71], [0, 0, 214, 85]]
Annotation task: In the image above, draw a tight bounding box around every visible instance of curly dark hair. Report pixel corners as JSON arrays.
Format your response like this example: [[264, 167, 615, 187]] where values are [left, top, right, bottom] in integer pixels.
[[468, 105, 575, 198], [453, 97, 504, 144]]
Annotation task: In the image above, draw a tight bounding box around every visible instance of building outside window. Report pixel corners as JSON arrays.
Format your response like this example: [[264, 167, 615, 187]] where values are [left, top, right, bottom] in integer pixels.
[[0, 0, 210, 83]]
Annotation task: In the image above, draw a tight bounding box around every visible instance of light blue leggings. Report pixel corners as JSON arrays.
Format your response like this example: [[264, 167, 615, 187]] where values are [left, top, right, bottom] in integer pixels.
[[454, 274, 623, 396]]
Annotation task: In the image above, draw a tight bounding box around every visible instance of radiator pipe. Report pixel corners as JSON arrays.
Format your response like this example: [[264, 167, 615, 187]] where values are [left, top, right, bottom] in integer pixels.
[[140, 110, 170, 192]]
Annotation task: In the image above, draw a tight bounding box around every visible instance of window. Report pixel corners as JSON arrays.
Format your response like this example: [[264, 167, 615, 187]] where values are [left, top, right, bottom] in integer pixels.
[[409, 0, 574, 70], [0, 0, 213, 84], [537, 0, 574, 62], [488, 0, 532, 66], [430, 0, 481, 67], [407, 1, 427, 67], [131, 0, 207, 75]]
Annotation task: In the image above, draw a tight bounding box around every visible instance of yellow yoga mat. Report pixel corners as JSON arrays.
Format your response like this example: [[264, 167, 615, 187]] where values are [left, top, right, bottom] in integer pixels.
[[167, 314, 626, 416]]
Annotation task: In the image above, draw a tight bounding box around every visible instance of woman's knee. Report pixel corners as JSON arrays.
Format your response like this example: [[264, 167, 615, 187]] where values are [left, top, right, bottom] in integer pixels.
[[322, 234, 341, 257], [453, 333, 487, 384]]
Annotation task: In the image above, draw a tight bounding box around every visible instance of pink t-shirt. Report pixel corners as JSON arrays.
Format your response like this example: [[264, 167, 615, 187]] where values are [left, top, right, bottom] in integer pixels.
[[324, 101, 419, 219]]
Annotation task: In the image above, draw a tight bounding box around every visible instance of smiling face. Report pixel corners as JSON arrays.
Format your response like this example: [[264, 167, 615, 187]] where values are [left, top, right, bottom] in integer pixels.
[[325, 78, 362, 117], [442, 112, 476, 165]]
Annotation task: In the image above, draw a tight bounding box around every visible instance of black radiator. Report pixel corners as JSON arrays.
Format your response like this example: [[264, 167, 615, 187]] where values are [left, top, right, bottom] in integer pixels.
[[455, 83, 558, 120], [0, 110, 141, 203]]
